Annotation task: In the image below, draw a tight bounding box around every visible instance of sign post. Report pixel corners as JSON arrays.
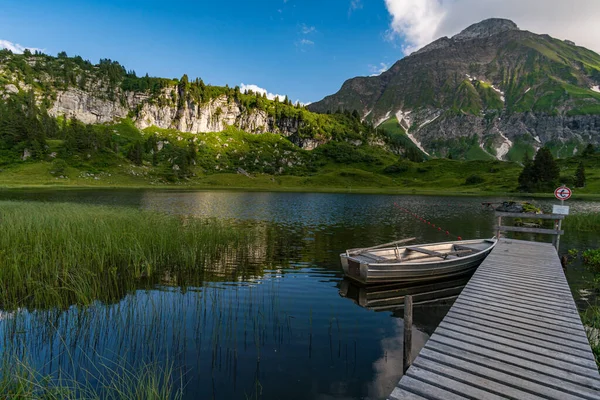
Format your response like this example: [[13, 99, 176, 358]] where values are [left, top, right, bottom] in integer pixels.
[[553, 185, 571, 251]]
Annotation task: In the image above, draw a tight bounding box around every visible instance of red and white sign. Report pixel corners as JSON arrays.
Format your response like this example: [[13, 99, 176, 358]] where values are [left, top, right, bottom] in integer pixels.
[[554, 186, 572, 201]]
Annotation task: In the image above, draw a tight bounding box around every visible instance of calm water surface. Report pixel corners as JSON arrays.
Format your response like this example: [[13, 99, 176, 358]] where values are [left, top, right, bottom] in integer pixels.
[[1, 190, 598, 399]]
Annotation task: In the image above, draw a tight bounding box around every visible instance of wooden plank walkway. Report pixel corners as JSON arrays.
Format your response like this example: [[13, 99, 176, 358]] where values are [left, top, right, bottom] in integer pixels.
[[389, 238, 600, 400]]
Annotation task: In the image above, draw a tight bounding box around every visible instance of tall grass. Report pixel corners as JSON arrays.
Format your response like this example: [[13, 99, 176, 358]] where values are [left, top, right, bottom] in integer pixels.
[[580, 248, 600, 369], [581, 306, 600, 368], [0, 351, 184, 399], [563, 213, 600, 232], [0, 201, 248, 309]]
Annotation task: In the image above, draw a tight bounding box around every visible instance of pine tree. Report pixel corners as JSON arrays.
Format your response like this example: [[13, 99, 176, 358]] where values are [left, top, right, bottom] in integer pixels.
[[517, 151, 535, 192], [127, 141, 143, 165], [583, 143, 595, 156], [532, 147, 560, 190], [518, 148, 559, 192], [406, 146, 424, 162], [575, 162, 586, 187]]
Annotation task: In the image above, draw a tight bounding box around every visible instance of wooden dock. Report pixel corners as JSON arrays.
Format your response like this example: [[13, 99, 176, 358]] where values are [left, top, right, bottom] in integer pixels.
[[389, 238, 600, 400]]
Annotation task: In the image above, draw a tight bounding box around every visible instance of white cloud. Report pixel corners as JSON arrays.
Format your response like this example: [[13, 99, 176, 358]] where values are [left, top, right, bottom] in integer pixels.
[[300, 24, 316, 34], [240, 84, 309, 106], [240, 83, 287, 102], [384, 0, 445, 54], [384, 0, 600, 55], [349, 0, 363, 15], [369, 62, 390, 76], [0, 39, 44, 54], [295, 38, 315, 52], [298, 39, 314, 46]]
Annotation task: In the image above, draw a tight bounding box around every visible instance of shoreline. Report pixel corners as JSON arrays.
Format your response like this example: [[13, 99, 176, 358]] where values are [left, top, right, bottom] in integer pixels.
[[1, 183, 599, 199]]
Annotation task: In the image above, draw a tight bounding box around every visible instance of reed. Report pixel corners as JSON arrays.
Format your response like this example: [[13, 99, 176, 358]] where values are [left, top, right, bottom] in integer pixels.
[[0, 201, 247, 309], [563, 213, 600, 232], [0, 351, 184, 399], [581, 306, 600, 368]]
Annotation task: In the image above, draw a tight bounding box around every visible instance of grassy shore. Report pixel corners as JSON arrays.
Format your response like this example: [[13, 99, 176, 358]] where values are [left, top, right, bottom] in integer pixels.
[[0, 201, 248, 310], [0, 160, 598, 198]]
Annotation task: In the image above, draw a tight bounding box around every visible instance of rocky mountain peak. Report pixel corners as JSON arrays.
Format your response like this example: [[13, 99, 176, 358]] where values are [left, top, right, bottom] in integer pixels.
[[412, 18, 519, 56], [452, 18, 519, 41], [308, 17, 600, 159]]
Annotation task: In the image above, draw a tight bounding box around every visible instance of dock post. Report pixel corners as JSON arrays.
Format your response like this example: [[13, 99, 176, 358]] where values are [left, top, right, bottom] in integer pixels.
[[496, 215, 502, 238], [555, 198, 565, 252], [555, 219, 562, 251], [403, 295, 413, 374]]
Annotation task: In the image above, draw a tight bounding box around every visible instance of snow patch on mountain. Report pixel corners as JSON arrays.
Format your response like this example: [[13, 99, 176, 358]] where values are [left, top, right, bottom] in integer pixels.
[[466, 74, 505, 102], [495, 132, 513, 160], [479, 142, 495, 158], [418, 114, 441, 129], [490, 84, 505, 102], [395, 109, 412, 131], [375, 111, 392, 127], [406, 132, 430, 156]]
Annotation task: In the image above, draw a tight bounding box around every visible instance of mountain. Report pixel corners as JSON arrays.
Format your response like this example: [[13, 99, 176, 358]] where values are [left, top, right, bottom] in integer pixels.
[[0, 49, 410, 183], [308, 18, 600, 161], [0, 50, 374, 152]]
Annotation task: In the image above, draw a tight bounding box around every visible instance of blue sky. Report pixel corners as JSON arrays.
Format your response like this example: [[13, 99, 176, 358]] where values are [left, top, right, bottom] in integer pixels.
[[0, 0, 402, 104], [3, 1, 599, 104]]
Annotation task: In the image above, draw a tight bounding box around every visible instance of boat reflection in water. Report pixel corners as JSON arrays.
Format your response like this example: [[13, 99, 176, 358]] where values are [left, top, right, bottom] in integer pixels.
[[339, 275, 471, 329]]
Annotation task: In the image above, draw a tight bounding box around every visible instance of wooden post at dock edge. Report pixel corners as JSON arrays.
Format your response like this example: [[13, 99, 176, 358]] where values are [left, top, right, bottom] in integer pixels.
[[497, 215, 502, 239], [555, 198, 564, 252], [403, 295, 413, 374]]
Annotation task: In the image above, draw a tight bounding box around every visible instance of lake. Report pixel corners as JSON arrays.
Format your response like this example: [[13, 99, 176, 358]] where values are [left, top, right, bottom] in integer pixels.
[[0, 190, 598, 399]]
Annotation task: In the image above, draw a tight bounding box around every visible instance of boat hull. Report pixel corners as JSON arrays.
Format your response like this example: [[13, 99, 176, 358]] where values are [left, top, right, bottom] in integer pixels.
[[340, 239, 496, 285]]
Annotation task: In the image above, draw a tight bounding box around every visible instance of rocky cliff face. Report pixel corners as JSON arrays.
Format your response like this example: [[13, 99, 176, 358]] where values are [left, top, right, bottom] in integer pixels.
[[48, 87, 132, 124], [45, 86, 307, 143], [309, 18, 600, 159], [0, 60, 323, 148]]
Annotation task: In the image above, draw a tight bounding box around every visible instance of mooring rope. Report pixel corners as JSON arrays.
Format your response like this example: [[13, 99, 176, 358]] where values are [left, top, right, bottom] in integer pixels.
[[393, 203, 463, 241]]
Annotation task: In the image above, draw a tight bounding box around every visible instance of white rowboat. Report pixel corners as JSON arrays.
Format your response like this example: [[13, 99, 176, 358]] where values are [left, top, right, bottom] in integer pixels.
[[340, 238, 497, 285]]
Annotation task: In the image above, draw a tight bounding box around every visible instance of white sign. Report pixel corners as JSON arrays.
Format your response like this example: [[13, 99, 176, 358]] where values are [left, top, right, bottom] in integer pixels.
[[553, 205, 570, 215], [554, 186, 572, 201]]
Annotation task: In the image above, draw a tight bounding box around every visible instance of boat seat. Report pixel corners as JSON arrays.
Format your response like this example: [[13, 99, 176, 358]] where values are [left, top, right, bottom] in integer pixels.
[[453, 244, 479, 253], [360, 252, 389, 261], [405, 247, 445, 258]]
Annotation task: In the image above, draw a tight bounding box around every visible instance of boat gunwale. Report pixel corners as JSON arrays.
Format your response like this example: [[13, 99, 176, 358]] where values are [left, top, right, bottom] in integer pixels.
[[342, 238, 497, 268]]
